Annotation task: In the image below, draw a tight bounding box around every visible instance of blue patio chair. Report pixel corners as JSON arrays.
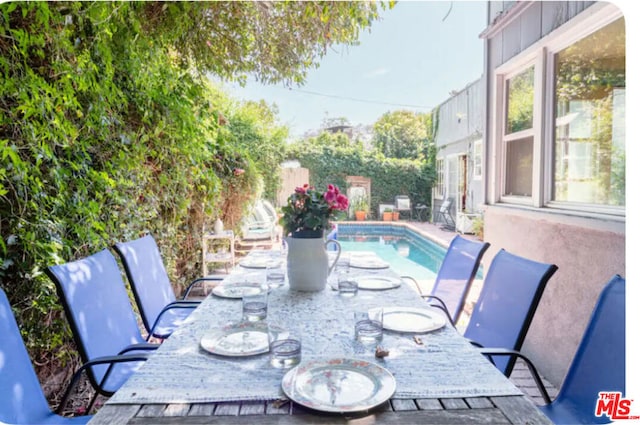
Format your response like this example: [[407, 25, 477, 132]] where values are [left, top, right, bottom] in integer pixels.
[[464, 249, 558, 376], [403, 235, 490, 325], [46, 249, 159, 411], [114, 234, 223, 340], [0, 288, 92, 424], [481, 274, 625, 424]]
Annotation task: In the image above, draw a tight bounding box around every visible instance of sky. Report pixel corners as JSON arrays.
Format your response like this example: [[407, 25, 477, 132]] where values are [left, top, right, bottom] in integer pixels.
[[222, 1, 487, 138]]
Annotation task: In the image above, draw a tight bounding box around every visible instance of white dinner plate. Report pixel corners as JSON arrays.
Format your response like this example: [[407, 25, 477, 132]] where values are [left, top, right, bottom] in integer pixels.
[[355, 275, 401, 290], [200, 322, 269, 357], [282, 358, 396, 413], [381, 307, 447, 333], [349, 257, 390, 270], [212, 282, 264, 299], [239, 257, 273, 269]]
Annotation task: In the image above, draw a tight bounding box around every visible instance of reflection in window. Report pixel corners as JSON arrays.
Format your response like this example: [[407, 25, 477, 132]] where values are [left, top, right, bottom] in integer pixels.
[[505, 136, 533, 196], [506, 67, 534, 134], [553, 18, 625, 206]]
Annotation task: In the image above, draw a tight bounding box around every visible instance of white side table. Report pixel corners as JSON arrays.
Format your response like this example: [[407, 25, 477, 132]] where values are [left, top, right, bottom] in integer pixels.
[[202, 230, 235, 276]]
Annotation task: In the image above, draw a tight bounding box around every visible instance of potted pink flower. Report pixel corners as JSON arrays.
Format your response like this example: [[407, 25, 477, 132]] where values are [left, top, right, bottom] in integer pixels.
[[280, 184, 349, 238]]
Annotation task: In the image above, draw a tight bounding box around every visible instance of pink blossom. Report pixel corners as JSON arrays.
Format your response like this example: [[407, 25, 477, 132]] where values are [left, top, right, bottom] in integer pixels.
[[294, 184, 309, 194], [336, 193, 349, 210], [324, 189, 337, 204]]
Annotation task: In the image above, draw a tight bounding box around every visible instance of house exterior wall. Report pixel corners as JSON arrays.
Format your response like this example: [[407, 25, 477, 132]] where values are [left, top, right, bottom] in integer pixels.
[[482, 1, 625, 388], [483, 206, 624, 388], [433, 79, 484, 221]]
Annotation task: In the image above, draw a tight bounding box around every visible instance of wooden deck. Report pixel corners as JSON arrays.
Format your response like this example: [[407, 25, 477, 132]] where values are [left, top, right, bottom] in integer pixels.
[[91, 394, 552, 424]]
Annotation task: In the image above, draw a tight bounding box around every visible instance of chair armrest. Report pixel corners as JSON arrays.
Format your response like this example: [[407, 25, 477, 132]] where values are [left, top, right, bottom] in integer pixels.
[[400, 275, 420, 293], [479, 347, 552, 404], [56, 353, 151, 413], [183, 276, 224, 299], [147, 302, 201, 339], [400, 276, 455, 326], [423, 300, 455, 327], [118, 342, 160, 355]]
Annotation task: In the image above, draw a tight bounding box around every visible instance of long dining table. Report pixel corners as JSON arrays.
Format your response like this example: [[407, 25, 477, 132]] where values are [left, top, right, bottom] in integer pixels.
[[89, 250, 551, 424]]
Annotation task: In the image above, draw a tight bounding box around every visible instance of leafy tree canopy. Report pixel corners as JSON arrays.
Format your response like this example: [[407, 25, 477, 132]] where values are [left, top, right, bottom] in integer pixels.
[[140, 1, 389, 85], [373, 110, 431, 159]]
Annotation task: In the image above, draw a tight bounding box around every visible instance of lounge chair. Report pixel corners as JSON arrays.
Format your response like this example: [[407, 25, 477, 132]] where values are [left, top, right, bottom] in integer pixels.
[[404, 235, 490, 325], [394, 195, 412, 220], [46, 249, 159, 411], [464, 249, 558, 376], [114, 234, 223, 339], [0, 288, 92, 424], [437, 197, 455, 230], [239, 200, 279, 242], [481, 274, 625, 424]]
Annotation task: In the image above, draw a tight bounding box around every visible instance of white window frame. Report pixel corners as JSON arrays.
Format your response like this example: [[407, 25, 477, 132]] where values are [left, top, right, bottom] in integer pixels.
[[434, 158, 445, 199], [473, 139, 483, 180], [490, 3, 624, 216], [494, 55, 544, 207]]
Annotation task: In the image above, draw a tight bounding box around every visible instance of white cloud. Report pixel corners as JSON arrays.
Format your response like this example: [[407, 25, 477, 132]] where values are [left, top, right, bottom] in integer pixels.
[[364, 68, 390, 78]]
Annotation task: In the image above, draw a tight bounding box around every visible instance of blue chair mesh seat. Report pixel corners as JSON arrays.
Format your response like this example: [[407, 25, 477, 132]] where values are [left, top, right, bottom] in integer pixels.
[[428, 235, 490, 324], [1, 288, 91, 424], [114, 234, 220, 339], [404, 235, 490, 325], [464, 249, 558, 376], [46, 249, 157, 406], [537, 275, 625, 424]]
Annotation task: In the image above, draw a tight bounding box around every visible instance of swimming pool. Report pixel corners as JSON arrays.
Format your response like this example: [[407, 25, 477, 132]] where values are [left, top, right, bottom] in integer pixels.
[[335, 224, 449, 281]]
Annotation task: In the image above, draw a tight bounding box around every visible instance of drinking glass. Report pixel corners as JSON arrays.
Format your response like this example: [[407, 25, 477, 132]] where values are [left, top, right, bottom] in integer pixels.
[[265, 265, 286, 290], [242, 286, 268, 322], [338, 276, 358, 297], [268, 325, 301, 368], [354, 308, 383, 343]]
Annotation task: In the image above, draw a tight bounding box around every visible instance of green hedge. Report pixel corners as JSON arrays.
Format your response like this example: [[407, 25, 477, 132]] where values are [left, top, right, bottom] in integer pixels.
[[286, 143, 435, 217]]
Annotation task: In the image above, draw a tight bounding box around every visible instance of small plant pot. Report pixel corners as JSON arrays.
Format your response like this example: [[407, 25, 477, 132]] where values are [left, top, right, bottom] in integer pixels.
[[355, 211, 367, 221], [392, 212, 400, 221], [382, 212, 393, 221]]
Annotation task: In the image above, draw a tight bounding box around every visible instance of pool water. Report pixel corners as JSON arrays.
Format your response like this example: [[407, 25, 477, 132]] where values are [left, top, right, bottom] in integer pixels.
[[335, 224, 449, 281]]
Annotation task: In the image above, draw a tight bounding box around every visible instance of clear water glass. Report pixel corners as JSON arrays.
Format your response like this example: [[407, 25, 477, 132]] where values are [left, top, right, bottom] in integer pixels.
[[242, 287, 268, 322], [265, 264, 286, 289], [268, 325, 301, 368], [354, 308, 383, 343], [338, 277, 358, 297]]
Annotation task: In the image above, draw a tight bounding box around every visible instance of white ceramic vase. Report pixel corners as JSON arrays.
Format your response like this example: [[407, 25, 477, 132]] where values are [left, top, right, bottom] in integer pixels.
[[286, 234, 341, 292], [214, 218, 224, 235]]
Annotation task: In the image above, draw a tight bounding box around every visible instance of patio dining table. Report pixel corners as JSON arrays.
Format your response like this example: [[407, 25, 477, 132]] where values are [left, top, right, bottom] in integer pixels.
[[89, 250, 551, 424]]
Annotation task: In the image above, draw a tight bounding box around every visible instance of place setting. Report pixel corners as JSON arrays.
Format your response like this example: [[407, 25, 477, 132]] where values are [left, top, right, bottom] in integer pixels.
[[280, 307, 396, 414], [201, 278, 399, 415]]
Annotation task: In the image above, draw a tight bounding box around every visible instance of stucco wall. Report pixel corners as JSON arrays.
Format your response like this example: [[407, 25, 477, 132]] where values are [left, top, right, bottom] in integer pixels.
[[483, 205, 625, 387]]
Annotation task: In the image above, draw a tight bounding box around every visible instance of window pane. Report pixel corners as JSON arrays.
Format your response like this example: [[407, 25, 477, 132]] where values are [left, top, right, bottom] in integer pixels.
[[505, 136, 533, 196], [473, 140, 482, 177], [506, 66, 534, 134], [553, 18, 625, 206], [435, 159, 445, 198]]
